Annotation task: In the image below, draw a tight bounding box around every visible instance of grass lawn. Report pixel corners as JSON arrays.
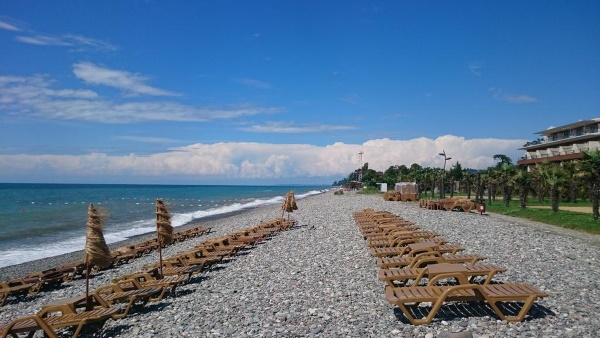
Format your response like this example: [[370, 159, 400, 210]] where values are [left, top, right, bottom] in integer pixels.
[[485, 200, 600, 234]]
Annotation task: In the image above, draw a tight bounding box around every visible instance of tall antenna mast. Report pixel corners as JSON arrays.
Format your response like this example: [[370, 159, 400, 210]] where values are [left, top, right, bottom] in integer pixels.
[[357, 151, 364, 181]]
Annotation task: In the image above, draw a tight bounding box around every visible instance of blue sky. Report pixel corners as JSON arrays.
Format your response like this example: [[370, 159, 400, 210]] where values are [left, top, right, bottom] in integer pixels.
[[0, 1, 598, 184]]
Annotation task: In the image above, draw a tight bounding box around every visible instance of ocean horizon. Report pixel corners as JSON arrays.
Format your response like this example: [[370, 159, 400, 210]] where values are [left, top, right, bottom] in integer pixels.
[[0, 183, 329, 268]]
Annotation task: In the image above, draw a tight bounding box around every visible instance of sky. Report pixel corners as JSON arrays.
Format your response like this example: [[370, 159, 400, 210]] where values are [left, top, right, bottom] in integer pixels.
[[0, 1, 598, 185]]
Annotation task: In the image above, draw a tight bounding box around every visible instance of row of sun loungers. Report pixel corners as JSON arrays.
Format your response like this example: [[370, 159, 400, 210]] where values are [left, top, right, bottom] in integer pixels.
[[353, 209, 548, 325], [0, 226, 211, 307], [1, 218, 295, 337]]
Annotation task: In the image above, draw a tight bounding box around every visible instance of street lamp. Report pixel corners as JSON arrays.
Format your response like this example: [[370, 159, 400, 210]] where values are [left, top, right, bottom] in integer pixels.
[[438, 150, 452, 199]]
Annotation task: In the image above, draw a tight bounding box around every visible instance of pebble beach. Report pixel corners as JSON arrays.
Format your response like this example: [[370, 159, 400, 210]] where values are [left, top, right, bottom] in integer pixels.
[[1, 191, 599, 337]]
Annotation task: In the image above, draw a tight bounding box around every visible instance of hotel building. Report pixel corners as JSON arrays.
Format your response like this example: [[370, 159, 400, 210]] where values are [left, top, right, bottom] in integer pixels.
[[517, 118, 600, 169]]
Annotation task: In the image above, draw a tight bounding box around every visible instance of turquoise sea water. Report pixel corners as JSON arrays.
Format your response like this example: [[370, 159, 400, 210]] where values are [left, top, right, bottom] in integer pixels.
[[0, 183, 328, 268]]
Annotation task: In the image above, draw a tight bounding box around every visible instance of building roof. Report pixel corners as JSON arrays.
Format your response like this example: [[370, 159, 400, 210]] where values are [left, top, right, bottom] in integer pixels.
[[535, 118, 600, 135]]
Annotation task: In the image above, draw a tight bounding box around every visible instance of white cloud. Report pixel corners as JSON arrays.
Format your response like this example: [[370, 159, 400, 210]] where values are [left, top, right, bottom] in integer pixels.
[[115, 136, 180, 143], [468, 62, 483, 76], [0, 75, 282, 123], [73, 62, 180, 97], [0, 20, 22, 31], [339, 94, 360, 105], [2, 16, 117, 52], [239, 121, 356, 133], [16, 35, 72, 46], [0, 136, 526, 182], [235, 78, 272, 89], [489, 87, 538, 103], [14, 33, 116, 52]]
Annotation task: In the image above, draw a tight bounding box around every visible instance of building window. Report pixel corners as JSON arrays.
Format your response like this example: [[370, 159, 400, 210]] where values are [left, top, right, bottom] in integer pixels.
[[575, 127, 584, 136], [590, 124, 599, 133]]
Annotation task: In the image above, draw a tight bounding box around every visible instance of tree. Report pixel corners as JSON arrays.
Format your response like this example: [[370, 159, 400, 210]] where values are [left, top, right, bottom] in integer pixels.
[[561, 161, 580, 203], [493, 154, 513, 167], [448, 162, 463, 198], [409, 163, 422, 172], [499, 162, 516, 207], [382, 165, 401, 189], [531, 161, 551, 203], [461, 169, 473, 199], [513, 169, 531, 209], [361, 166, 380, 188], [582, 150, 600, 220], [543, 164, 565, 213], [475, 171, 483, 202]]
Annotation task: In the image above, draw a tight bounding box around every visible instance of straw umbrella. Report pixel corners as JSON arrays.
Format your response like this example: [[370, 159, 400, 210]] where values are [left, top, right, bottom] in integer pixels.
[[281, 190, 298, 219], [155, 199, 174, 277], [83, 203, 112, 309]]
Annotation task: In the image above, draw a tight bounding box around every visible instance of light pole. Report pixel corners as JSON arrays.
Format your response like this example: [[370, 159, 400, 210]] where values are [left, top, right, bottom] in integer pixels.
[[438, 150, 452, 199]]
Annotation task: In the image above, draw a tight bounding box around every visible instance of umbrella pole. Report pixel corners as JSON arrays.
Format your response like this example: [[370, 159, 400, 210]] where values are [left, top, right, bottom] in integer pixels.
[[158, 235, 164, 278], [85, 263, 91, 310]]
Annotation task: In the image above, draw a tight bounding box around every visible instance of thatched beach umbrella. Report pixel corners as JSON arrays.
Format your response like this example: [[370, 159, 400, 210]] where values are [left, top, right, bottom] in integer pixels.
[[289, 191, 298, 211], [156, 199, 174, 277], [84, 203, 112, 309], [281, 191, 298, 219]]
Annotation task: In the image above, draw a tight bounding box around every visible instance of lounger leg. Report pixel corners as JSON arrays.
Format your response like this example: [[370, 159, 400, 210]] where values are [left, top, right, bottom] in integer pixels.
[[396, 299, 445, 325], [486, 295, 537, 322], [148, 287, 167, 302]]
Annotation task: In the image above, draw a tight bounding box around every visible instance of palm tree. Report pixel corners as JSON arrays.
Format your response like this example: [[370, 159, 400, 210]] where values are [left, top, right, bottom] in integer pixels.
[[499, 163, 516, 207], [561, 161, 580, 203], [449, 162, 463, 198], [543, 165, 565, 213], [582, 150, 600, 220], [531, 161, 551, 203], [461, 169, 473, 199], [484, 168, 499, 204], [513, 169, 531, 209], [475, 171, 483, 202]]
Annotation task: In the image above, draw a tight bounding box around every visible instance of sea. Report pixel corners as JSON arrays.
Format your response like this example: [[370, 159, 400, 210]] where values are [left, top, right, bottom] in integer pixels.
[[0, 183, 329, 268]]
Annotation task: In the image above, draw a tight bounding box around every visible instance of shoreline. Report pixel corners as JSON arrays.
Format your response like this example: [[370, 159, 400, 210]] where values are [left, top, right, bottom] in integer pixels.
[[0, 205, 264, 281]]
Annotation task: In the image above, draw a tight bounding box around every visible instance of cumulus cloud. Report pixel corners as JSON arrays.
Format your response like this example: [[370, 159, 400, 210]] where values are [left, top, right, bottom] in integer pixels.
[[73, 62, 180, 97], [0, 136, 526, 183], [235, 78, 272, 89], [239, 121, 356, 133], [489, 87, 537, 103], [0, 75, 281, 123]]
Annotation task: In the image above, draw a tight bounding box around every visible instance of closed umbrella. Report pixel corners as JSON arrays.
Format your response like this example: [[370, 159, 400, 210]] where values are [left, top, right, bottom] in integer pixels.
[[84, 203, 112, 309], [156, 199, 174, 277]]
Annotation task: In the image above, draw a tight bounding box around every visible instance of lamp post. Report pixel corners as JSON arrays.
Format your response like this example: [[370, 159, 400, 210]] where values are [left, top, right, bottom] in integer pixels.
[[438, 150, 452, 199]]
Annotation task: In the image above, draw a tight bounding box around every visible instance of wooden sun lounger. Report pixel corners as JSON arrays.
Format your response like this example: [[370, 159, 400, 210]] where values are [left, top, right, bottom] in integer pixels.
[[21, 269, 69, 291], [194, 243, 236, 259], [378, 263, 507, 288], [94, 283, 166, 319], [367, 237, 448, 249], [0, 280, 41, 307], [385, 279, 548, 324], [113, 273, 188, 293], [370, 243, 464, 258], [377, 251, 487, 269], [364, 230, 441, 242], [0, 305, 120, 338]]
